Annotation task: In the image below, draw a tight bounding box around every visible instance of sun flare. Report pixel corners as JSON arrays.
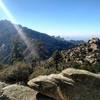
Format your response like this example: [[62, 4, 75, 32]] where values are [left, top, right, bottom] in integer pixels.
[[0, 0, 38, 58]]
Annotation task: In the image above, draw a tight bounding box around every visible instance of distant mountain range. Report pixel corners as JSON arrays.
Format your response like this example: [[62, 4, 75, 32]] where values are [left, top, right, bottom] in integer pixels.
[[0, 20, 84, 64]]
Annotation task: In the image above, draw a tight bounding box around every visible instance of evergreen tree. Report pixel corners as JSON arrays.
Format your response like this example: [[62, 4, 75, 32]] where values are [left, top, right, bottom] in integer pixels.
[[52, 50, 63, 70], [11, 40, 24, 64]]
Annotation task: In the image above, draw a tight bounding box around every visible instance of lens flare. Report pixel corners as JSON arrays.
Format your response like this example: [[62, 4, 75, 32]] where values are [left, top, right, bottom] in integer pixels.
[[0, 0, 38, 59]]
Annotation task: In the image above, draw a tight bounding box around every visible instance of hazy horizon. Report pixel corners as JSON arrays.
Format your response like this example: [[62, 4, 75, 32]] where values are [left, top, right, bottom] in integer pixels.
[[0, 0, 100, 40]]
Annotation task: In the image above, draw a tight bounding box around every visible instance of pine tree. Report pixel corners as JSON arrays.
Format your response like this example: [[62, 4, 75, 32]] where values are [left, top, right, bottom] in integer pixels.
[[52, 50, 63, 70], [11, 40, 24, 64]]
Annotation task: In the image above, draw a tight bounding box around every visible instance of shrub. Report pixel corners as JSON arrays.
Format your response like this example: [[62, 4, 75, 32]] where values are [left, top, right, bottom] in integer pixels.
[[0, 62, 32, 83], [72, 62, 81, 69], [91, 63, 100, 73], [29, 65, 60, 80]]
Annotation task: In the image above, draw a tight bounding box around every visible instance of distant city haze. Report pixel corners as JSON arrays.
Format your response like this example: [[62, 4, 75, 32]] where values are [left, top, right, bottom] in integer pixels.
[[0, 0, 100, 40]]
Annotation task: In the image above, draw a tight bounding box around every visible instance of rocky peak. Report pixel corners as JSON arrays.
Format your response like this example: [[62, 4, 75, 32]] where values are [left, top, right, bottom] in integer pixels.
[[54, 38, 100, 72], [88, 37, 100, 44], [88, 38, 100, 51]]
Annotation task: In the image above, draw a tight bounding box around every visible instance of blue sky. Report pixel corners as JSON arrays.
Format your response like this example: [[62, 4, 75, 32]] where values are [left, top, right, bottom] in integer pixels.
[[0, 0, 100, 40]]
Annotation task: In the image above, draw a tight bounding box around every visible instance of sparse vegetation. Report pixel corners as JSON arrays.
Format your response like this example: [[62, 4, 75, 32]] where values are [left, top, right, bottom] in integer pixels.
[[0, 21, 99, 86], [0, 62, 32, 83]]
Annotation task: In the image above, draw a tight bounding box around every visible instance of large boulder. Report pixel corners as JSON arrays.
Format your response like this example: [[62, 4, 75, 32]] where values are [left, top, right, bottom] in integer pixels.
[[0, 82, 9, 100], [28, 68, 100, 100], [28, 74, 74, 100], [0, 82, 8, 91], [0, 83, 54, 100], [0, 84, 37, 100]]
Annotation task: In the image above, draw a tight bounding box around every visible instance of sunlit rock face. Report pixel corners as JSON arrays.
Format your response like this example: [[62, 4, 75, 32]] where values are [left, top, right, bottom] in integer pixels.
[[88, 38, 100, 51], [88, 38, 100, 44], [0, 83, 55, 100], [28, 74, 74, 100], [0, 82, 8, 91], [58, 38, 100, 71], [0, 84, 37, 100], [28, 68, 100, 100]]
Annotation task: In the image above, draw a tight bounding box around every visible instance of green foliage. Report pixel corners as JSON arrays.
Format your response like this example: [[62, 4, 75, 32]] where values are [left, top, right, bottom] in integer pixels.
[[0, 64, 6, 70], [52, 50, 63, 62], [0, 62, 32, 83], [29, 52, 65, 80], [91, 63, 100, 73], [52, 50, 64, 70], [74, 62, 100, 73], [11, 40, 24, 64], [29, 65, 60, 80], [72, 63, 81, 69], [34, 40, 48, 60]]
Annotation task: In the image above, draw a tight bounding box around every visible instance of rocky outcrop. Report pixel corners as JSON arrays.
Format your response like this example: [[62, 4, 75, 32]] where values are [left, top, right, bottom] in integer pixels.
[[0, 82, 8, 91], [0, 82, 8, 99], [62, 38, 100, 67], [0, 84, 37, 100], [28, 68, 100, 100], [0, 82, 54, 100]]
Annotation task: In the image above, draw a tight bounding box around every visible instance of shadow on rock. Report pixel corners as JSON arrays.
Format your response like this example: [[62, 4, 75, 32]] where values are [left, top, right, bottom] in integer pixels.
[[36, 93, 55, 100]]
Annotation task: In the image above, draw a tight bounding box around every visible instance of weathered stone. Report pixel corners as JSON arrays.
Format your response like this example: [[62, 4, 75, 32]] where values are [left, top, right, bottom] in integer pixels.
[[28, 68, 100, 100], [1, 84, 37, 100], [0, 82, 8, 91], [88, 38, 100, 44]]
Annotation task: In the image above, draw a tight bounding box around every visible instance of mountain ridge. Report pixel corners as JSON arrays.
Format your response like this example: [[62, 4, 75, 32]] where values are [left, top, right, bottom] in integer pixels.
[[0, 20, 81, 64], [40, 37, 100, 75]]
